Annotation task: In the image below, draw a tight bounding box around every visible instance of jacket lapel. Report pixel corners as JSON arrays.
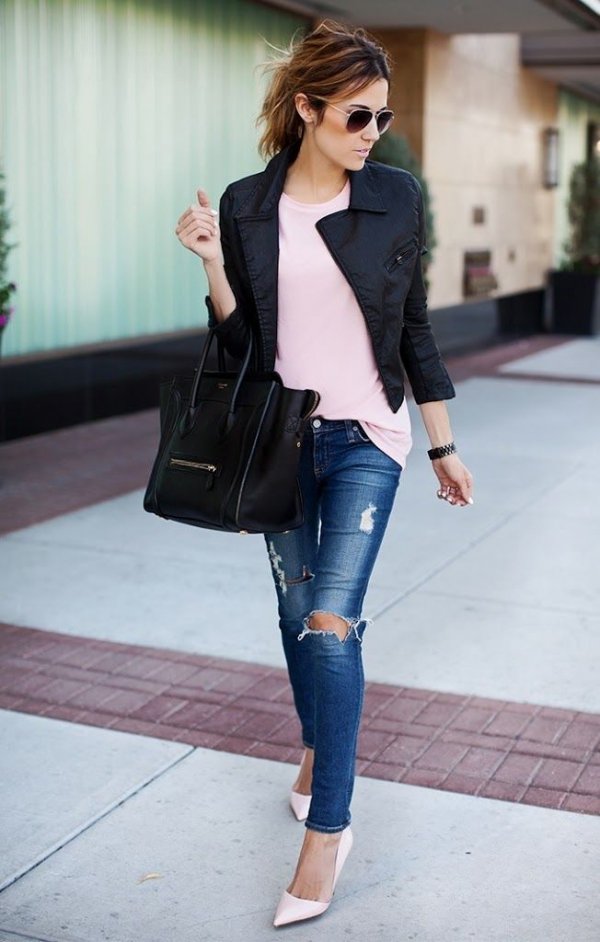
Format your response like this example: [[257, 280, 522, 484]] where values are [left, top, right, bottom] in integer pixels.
[[233, 140, 388, 366], [316, 170, 389, 335]]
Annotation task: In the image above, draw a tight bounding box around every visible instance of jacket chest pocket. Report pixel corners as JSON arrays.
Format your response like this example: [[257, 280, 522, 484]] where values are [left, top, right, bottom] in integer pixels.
[[384, 240, 418, 274]]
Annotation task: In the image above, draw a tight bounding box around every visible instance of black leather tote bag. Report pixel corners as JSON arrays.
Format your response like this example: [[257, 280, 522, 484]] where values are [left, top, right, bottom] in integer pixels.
[[143, 327, 320, 534]]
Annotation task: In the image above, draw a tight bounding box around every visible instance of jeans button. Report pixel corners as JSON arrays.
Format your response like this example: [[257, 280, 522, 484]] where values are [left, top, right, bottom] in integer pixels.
[[312, 418, 321, 428]]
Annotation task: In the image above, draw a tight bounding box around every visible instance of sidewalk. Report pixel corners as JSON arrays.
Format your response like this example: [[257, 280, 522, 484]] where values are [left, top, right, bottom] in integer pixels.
[[1, 334, 599, 942]]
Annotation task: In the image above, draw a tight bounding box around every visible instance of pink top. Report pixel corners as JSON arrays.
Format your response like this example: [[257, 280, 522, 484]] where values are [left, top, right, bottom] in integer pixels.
[[276, 177, 413, 469]]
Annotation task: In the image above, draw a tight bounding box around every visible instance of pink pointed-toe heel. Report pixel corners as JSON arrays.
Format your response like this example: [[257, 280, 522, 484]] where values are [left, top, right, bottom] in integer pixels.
[[273, 825, 353, 928], [289, 789, 311, 821]]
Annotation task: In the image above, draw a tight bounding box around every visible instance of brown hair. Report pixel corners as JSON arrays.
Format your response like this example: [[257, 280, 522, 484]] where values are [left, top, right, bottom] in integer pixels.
[[256, 19, 392, 160]]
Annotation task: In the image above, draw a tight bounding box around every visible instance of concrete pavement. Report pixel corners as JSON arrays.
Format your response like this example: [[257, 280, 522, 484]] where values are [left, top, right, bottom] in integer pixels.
[[0, 335, 599, 941]]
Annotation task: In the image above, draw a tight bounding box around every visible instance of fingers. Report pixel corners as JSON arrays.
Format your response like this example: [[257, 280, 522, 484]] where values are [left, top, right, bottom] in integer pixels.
[[176, 208, 218, 231], [196, 189, 219, 228], [436, 481, 474, 507], [460, 474, 474, 505], [177, 216, 216, 241], [434, 458, 474, 508], [175, 196, 219, 244], [437, 484, 460, 504]]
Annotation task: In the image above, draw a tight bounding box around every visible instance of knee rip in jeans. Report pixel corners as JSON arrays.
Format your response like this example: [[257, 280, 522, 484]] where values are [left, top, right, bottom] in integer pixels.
[[297, 611, 373, 644], [267, 542, 314, 597]]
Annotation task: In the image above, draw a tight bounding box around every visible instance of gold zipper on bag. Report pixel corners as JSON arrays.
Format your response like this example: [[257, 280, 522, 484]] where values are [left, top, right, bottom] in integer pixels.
[[169, 458, 217, 472]]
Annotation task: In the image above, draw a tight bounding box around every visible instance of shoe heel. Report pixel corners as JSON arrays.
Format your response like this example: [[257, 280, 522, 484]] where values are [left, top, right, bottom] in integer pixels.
[[331, 825, 353, 895]]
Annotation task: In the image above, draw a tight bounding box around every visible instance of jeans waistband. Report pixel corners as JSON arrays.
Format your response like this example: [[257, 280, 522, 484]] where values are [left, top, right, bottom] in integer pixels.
[[307, 417, 366, 437], [308, 417, 353, 429]]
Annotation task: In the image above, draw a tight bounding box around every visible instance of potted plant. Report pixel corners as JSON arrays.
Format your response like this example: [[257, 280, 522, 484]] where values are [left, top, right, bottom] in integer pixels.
[[549, 156, 600, 334], [0, 168, 17, 355], [370, 132, 435, 290]]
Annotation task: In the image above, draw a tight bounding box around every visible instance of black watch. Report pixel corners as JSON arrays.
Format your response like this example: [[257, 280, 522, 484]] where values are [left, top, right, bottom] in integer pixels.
[[427, 442, 457, 460]]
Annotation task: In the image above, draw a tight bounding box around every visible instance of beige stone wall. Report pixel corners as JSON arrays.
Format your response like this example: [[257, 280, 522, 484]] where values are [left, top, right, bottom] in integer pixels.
[[371, 29, 558, 308], [369, 28, 428, 164]]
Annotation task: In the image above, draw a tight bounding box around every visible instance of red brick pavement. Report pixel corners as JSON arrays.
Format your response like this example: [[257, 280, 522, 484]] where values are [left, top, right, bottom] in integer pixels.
[[1, 623, 599, 816]]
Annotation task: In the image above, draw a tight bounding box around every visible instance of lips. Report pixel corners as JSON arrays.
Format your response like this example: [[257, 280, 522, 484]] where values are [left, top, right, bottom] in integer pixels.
[[355, 149, 370, 156]]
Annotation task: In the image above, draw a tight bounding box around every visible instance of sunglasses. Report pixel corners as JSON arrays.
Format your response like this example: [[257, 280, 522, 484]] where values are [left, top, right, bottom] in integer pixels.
[[317, 99, 395, 135]]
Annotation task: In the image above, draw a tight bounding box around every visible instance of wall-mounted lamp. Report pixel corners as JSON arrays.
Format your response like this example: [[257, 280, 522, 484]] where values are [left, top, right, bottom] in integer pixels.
[[542, 127, 560, 188], [587, 122, 600, 162]]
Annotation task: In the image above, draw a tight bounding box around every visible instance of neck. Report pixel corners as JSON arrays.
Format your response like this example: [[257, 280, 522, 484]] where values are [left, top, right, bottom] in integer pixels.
[[284, 137, 348, 203]]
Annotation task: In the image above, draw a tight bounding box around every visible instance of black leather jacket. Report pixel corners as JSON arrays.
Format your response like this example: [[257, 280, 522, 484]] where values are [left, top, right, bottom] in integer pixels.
[[205, 139, 455, 409]]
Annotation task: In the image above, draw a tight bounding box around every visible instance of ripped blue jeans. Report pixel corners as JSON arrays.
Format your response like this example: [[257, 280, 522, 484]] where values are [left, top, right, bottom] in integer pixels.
[[264, 417, 402, 833]]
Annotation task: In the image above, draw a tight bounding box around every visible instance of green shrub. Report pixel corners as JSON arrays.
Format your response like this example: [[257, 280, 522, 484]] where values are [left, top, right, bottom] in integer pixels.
[[0, 168, 17, 330], [560, 157, 600, 274]]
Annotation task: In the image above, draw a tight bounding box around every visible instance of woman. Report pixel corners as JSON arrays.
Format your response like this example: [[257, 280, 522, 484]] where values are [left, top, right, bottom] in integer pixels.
[[175, 19, 474, 928]]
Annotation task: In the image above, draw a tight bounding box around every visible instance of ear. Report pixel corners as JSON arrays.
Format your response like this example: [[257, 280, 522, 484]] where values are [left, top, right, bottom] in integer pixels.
[[294, 92, 316, 126]]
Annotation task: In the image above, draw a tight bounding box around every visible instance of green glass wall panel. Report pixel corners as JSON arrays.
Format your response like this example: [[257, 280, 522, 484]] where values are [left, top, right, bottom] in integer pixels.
[[0, 0, 307, 356]]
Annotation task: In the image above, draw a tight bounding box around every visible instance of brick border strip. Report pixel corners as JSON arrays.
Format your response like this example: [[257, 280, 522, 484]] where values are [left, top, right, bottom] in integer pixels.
[[1, 623, 599, 815]]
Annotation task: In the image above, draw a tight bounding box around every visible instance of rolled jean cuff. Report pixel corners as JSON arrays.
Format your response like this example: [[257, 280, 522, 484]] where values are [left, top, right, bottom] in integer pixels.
[[305, 818, 351, 834]]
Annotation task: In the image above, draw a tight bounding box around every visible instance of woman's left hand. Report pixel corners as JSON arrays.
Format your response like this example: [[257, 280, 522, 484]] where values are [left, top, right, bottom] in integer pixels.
[[431, 454, 474, 507]]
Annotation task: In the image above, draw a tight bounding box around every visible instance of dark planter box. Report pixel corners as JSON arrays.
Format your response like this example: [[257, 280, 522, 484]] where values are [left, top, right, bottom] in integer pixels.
[[548, 270, 600, 335]]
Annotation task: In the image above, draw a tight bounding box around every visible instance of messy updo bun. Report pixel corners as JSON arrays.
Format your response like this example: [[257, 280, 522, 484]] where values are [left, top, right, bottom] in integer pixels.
[[257, 19, 392, 160]]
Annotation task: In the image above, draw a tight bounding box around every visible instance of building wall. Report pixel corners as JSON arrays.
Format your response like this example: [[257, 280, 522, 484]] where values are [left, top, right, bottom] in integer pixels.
[[555, 89, 600, 266], [0, 0, 306, 357], [371, 29, 558, 309], [367, 28, 428, 165]]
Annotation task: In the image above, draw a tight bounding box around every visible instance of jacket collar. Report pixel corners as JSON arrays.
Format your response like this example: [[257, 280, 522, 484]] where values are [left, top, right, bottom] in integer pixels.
[[234, 138, 387, 218]]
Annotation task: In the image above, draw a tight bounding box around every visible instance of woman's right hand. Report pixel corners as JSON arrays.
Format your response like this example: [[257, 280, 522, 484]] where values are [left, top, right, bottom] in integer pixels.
[[175, 188, 222, 264]]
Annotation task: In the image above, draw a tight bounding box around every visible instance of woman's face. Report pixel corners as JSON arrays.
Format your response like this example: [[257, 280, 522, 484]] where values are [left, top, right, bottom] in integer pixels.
[[298, 77, 390, 170]]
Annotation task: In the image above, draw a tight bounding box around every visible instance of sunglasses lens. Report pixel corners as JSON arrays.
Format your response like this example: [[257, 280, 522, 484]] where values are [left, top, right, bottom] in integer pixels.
[[346, 110, 372, 133], [376, 111, 394, 134], [345, 109, 394, 134]]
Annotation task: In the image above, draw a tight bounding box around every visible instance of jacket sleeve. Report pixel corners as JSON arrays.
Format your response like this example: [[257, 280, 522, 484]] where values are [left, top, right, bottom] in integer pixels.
[[204, 186, 252, 360], [399, 176, 456, 404]]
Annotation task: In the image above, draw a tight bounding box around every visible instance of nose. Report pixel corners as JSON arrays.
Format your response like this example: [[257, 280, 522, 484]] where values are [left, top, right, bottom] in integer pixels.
[[362, 116, 380, 142]]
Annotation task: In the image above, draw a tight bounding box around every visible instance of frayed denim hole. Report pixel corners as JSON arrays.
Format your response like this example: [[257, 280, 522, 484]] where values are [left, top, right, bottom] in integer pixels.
[[297, 611, 362, 644]]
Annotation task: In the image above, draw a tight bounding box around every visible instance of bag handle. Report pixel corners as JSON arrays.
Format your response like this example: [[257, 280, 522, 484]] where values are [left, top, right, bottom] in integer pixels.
[[181, 327, 254, 436]]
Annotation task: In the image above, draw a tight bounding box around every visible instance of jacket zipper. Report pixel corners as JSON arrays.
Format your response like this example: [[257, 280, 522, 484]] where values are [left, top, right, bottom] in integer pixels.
[[169, 458, 217, 473], [385, 243, 417, 273]]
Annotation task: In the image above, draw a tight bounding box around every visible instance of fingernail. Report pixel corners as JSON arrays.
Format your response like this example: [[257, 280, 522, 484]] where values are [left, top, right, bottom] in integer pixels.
[[210, 209, 218, 216], [468, 497, 474, 505]]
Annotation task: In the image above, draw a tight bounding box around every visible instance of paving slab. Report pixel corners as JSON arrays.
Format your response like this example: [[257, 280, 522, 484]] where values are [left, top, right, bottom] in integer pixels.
[[0, 710, 191, 892], [0, 744, 598, 942], [421, 501, 599, 616], [364, 591, 600, 711], [429, 376, 600, 460], [498, 337, 600, 381]]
